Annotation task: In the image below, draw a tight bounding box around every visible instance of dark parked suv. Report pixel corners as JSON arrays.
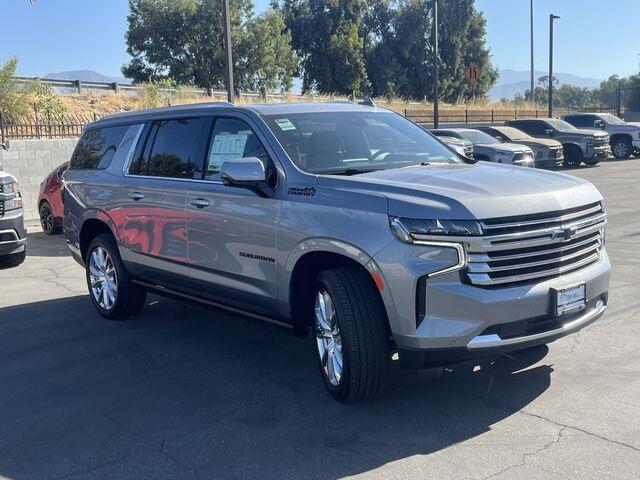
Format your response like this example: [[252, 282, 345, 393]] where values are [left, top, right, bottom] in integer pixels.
[[0, 165, 26, 268], [64, 102, 610, 402]]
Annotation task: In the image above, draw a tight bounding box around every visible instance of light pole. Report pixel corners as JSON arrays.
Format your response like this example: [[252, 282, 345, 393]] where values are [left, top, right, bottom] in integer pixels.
[[548, 14, 560, 118], [433, 0, 439, 128], [530, 0, 535, 105], [222, 0, 234, 103]]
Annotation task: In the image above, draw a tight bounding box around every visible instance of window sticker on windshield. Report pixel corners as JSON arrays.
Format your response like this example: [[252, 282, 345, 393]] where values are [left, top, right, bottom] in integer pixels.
[[207, 133, 248, 172], [275, 118, 296, 131]]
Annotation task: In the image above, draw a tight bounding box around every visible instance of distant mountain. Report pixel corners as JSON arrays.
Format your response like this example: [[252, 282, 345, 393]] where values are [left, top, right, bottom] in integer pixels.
[[43, 70, 128, 84], [489, 69, 603, 101]]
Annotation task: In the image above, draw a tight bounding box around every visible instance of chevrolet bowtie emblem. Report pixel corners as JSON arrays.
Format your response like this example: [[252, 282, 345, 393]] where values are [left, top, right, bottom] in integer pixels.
[[551, 226, 578, 240]]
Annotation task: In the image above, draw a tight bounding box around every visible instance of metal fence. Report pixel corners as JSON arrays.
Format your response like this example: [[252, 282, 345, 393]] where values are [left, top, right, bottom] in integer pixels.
[[0, 103, 622, 143], [0, 112, 94, 143], [403, 107, 617, 125]]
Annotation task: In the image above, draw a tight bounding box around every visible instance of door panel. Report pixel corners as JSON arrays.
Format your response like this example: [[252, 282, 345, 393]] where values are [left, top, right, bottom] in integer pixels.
[[117, 117, 205, 284], [186, 116, 281, 313]]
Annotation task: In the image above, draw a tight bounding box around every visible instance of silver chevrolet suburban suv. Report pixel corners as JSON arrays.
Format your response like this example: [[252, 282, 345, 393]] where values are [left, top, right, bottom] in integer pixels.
[[63, 103, 611, 403]]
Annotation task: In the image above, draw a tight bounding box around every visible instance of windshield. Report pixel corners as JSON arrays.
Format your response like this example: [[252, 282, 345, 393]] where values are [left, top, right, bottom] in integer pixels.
[[498, 127, 531, 140], [455, 130, 498, 145], [546, 119, 577, 131], [599, 113, 625, 125], [264, 111, 461, 174]]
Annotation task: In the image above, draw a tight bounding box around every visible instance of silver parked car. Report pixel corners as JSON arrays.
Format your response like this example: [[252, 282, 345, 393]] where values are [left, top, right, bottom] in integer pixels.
[[63, 102, 610, 403], [437, 135, 474, 158], [0, 164, 26, 268], [431, 128, 535, 167], [478, 125, 564, 168]]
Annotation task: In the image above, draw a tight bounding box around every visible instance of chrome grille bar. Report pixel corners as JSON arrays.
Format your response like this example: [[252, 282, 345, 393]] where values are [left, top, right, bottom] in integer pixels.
[[466, 202, 606, 287]]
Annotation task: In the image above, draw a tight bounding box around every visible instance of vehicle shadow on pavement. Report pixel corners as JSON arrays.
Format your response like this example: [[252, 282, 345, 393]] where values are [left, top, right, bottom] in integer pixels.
[[0, 294, 552, 480], [23, 230, 69, 258]]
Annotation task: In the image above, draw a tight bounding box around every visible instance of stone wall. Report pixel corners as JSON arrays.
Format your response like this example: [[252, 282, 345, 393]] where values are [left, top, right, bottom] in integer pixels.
[[0, 139, 78, 222]]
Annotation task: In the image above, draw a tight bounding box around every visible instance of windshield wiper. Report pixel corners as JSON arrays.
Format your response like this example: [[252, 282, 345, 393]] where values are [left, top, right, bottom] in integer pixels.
[[317, 167, 380, 176]]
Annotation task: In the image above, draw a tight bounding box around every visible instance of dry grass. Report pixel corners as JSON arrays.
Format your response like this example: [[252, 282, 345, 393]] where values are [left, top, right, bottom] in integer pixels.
[[55, 91, 539, 119]]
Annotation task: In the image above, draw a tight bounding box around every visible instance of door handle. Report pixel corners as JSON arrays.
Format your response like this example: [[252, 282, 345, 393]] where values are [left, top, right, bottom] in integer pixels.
[[128, 191, 144, 201], [189, 198, 211, 209]]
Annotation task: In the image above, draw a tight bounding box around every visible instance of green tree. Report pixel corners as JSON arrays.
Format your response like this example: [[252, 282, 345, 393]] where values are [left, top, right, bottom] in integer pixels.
[[0, 57, 28, 116], [281, 0, 368, 94], [362, 0, 497, 100], [123, 0, 297, 93], [241, 10, 298, 92]]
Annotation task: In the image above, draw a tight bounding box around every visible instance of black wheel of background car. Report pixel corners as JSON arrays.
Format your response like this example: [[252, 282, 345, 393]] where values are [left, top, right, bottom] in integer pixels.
[[39, 201, 61, 235], [85, 233, 147, 320], [313, 267, 389, 403], [562, 145, 583, 167], [611, 138, 632, 160], [0, 250, 26, 269]]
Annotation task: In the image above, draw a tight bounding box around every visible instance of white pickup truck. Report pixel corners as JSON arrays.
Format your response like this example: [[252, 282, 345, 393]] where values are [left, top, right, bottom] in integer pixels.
[[562, 112, 640, 159]]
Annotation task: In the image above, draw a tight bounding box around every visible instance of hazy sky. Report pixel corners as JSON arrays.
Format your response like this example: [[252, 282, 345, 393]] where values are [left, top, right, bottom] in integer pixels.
[[3, 0, 639, 81]]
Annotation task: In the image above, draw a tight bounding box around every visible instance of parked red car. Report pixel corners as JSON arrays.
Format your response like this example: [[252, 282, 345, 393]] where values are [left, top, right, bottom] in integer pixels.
[[38, 162, 67, 235]]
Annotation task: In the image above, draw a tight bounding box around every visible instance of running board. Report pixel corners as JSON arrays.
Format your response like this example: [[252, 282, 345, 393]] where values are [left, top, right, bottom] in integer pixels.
[[132, 279, 292, 329]]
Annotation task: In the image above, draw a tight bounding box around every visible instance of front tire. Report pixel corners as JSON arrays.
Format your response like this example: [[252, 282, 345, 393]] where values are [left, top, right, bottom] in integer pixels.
[[563, 145, 583, 167], [39, 201, 61, 235], [313, 268, 389, 403], [0, 250, 26, 269], [85, 233, 146, 320], [612, 138, 632, 159]]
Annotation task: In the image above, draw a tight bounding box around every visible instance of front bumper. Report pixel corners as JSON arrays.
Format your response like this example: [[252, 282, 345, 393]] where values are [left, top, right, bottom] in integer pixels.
[[0, 209, 27, 256], [370, 240, 611, 367], [536, 155, 564, 168], [584, 145, 611, 159]]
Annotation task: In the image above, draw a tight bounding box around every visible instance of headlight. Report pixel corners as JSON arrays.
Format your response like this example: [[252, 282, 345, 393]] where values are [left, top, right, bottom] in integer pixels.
[[390, 216, 482, 243], [2, 181, 23, 211]]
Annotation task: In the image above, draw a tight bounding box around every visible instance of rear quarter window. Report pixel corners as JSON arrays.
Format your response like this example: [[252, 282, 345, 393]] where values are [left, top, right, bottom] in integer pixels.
[[69, 125, 130, 170]]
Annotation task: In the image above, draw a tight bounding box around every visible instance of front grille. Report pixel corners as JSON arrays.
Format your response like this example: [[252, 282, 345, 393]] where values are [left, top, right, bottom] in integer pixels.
[[466, 202, 606, 287], [549, 147, 563, 158]]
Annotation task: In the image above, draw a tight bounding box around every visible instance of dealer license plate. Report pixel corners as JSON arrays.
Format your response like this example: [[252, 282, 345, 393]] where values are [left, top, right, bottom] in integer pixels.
[[553, 283, 586, 316]]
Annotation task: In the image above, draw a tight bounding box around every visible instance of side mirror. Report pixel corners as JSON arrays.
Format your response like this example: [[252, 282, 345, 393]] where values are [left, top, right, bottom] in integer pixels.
[[219, 157, 274, 197], [594, 119, 606, 129], [544, 129, 554, 137]]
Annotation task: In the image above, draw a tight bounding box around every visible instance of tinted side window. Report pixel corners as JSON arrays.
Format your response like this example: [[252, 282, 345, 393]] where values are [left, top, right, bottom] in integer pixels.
[[144, 118, 203, 179], [565, 115, 596, 128], [513, 121, 544, 136], [204, 118, 269, 181], [69, 126, 129, 169]]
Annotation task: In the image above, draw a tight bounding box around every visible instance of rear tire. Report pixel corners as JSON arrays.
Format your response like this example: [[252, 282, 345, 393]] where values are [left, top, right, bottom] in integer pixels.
[[0, 250, 26, 269], [85, 233, 146, 320], [312, 267, 389, 403], [612, 138, 632, 159], [563, 145, 583, 167], [39, 201, 61, 235]]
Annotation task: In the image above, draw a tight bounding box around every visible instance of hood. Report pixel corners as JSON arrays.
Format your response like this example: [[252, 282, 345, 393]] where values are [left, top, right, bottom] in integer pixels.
[[440, 136, 471, 147], [0, 171, 17, 184], [564, 128, 609, 138], [479, 142, 531, 153], [511, 138, 562, 149], [316, 162, 602, 220]]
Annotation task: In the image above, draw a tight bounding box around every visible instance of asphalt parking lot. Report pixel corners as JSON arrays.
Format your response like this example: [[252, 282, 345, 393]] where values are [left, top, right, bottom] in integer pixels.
[[1, 158, 639, 480]]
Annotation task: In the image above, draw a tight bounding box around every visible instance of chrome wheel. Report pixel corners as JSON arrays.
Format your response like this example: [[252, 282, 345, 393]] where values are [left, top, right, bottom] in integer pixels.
[[314, 290, 343, 386], [40, 203, 54, 233], [89, 246, 118, 310], [613, 141, 629, 159]]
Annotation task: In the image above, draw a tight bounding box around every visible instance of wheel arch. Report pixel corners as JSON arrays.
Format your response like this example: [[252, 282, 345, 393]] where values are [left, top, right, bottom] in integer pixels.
[[79, 211, 119, 262], [609, 133, 633, 144], [285, 243, 391, 338]]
